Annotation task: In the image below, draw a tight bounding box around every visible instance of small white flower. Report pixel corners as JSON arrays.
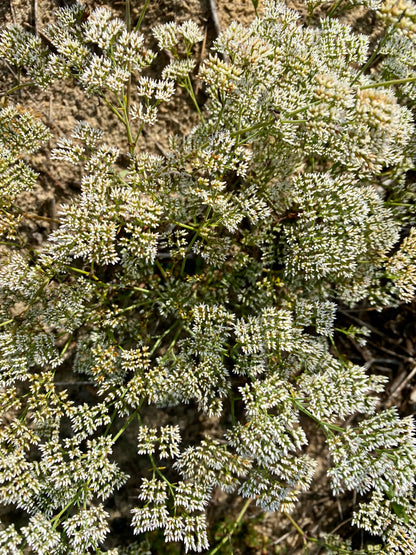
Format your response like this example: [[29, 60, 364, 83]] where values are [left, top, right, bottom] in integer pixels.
[[179, 21, 204, 46], [162, 58, 196, 81], [153, 22, 180, 50]]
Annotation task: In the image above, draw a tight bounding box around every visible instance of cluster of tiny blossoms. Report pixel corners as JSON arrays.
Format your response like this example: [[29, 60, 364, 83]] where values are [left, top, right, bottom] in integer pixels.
[[0, 0, 416, 553]]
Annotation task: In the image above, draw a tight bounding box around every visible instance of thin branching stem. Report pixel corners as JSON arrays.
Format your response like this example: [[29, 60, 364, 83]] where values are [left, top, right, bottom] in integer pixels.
[[208, 499, 252, 555]]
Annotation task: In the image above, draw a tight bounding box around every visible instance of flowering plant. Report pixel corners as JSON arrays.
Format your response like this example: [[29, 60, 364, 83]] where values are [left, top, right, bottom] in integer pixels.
[[0, 0, 415, 552]]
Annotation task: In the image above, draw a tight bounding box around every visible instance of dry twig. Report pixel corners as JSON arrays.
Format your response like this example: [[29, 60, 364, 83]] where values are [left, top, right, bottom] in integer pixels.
[[389, 364, 416, 400], [208, 0, 222, 37], [33, 0, 38, 35]]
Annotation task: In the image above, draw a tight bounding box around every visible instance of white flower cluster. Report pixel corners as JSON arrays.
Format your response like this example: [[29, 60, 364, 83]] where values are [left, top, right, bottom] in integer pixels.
[[328, 408, 416, 496], [0, 106, 51, 236], [1, 0, 416, 552], [378, 32, 416, 102], [174, 439, 253, 493], [386, 227, 416, 302], [131, 508, 209, 552], [132, 475, 211, 552], [49, 4, 154, 95], [378, 0, 416, 39], [68, 402, 111, 441], [352, 491, 416, 554], [282, 173, 400, 284], [49, 130, 164, 267], [131, 77, 176, 126], [62, 505, 110, 553], [174, 481, 212, 512], [298, 360, 387, 421], [153, 20, 204, 53], [294, 297, 337, 336], [234, 307, 299, 355], [22, 513, 61, 555], [0, 25, 51, 88], [0, 522, 23, 554], [238, 458, 316, 512], [226, 400, 307, 465], [137, 425, 181, 458], [199, 2, 412, 179]]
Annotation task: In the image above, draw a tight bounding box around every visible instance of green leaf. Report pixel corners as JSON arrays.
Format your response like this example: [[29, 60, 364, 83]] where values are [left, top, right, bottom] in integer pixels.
[[391, 501, 410, 523]]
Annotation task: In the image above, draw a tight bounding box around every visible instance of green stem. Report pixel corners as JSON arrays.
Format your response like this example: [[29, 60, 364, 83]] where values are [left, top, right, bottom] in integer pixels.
[[283, 511, 308, 541], [125, 0, 133, 153], [60, 335, 73, 357], [149, 453, 176, 498], [163, 324, 183, 357], [292, 398, 345, 433], [105, 94, 135, 151], [116, 94, 135, 155], [149, 320, 181, 356], [13, 206, 59, 224], [208, 498, 252, 555], [280, 119, 308, 124], [327, 0, 344, 17], [184, 74, 204, 123], [155, 259, 167, 280], [135, 0, 151, 31], [172, 221, 198, 231], [351, 38, 390, 86], [180, 207, 211, 277], [180, 236, 198, 276], [214, 98, 226, 134], [0, 240, 21, 247], [112, 411, 138, 443], [65, 265, 107, 286], [2, 82, 34, 95], [125, 0, 131, 31], [65, 266, 90, 277], [361, 75, 416, 89], [103, 96, 128, 127], [286, 101, 321, 118], [133, 122, 145, 147], [131, 286, 152, 293], [116, 301, 148, 314], [103, 407, 119, 438], [351, 9, 409, 86], [231, 119, 272, 139], [230, 393, 236, 427], [52, 497, 78, 528]]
